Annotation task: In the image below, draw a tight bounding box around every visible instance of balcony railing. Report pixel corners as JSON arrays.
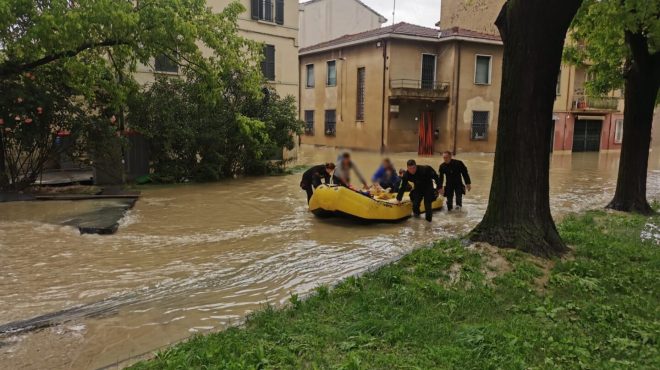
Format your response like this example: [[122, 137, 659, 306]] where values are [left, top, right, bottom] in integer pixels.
[[390, 79, 450, 100], [573, 94, 620, 111]]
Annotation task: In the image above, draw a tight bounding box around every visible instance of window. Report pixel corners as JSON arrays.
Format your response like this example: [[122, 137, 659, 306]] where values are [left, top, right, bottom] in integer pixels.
[[421, 54, 436, 89], [325, 110, 336, 136], [306, 64, 315, 88], [304, 110, 314, 135], [356, 67, 366, 121], [471, 111, 489, 140], [475, 55, 492, 85], [326, 60, 337, 86], [154, 54, 178, 73], [261, 45, 275, 81], [614, 119, 623, 144], [251, 0, 284, 24]]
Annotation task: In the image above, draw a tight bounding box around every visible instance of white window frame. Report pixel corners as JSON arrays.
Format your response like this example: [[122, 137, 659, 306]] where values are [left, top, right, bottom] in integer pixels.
[[305, 64, 315, 88], [614, 119, 624, 144], [474, 54, 493, 85], [420, 53, 437, 87]]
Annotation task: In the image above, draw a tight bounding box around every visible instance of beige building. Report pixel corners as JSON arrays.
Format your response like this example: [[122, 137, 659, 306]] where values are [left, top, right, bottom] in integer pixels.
[[298, 0, 387, 48], [299, 23, 503, 153], [135, 0, 299, 102]]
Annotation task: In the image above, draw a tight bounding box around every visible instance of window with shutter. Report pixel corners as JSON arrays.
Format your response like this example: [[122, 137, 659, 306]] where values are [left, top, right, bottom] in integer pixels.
[[356, 67, 366, 121], [306, 64, 314, 88], [327, 61, 336, 86], [304, 110, 314, 135], [475, 55, 492, 85], [261, 45, 275, 81], [275, 0, 284, 24], [154, 54, 178, 73], [251, 0, 259, 19], [325, 110, 336, 136], [614, 119, 623, 144], [471, 111, 489, 140]]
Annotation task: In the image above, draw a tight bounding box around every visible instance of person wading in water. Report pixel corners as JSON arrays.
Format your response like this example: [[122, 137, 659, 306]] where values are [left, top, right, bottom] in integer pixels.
[[300, 163, 336, 203], [396, 160, 440, 222], [438, 151, 471, 211]]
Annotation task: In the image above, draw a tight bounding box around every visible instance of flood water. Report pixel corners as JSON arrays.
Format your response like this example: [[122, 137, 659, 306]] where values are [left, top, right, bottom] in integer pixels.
[[1, 146, 659, 369]]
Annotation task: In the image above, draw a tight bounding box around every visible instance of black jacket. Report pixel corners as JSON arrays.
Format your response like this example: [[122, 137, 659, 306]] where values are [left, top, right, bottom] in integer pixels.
[[396, 165, 439, 201], [301, 165, 331, 188], [439, 159, 471, 189]]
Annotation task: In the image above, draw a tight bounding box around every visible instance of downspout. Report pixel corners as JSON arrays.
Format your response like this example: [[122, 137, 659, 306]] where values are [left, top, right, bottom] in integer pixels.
[[380, 39, 388, 154], [451, 41, 462, 155]]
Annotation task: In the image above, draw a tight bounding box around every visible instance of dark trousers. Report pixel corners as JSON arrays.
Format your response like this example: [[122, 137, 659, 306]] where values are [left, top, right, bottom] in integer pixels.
[[410, 186, 435, 221], [304, 185, 314, 203], [445, 186, 463, 210]]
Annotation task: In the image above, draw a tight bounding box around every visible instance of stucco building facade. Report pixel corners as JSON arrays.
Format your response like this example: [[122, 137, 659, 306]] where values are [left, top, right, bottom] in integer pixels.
[[298, 0, 387, 49], [135, 0, 299, 103], [299, 23, 503, 153]]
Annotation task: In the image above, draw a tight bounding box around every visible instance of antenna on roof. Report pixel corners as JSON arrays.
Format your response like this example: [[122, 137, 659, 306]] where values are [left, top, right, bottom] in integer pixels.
[[392, 0, 396, 25]]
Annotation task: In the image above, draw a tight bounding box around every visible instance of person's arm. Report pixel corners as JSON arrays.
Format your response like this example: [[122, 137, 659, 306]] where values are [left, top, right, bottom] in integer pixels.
[[438, 165, 445, 189], [461, 161, 472, 185], [396, 173, 408, 201], [352, 162, 367, 186], [430, 167, 440, 190]]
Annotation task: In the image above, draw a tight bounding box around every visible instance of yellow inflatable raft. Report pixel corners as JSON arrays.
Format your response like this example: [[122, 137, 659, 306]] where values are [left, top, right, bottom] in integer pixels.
[[309, 185, 444, 222]]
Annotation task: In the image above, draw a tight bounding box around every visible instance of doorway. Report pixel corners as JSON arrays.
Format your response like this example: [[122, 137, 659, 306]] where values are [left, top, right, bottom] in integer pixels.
[[572, 119, 602, 152]]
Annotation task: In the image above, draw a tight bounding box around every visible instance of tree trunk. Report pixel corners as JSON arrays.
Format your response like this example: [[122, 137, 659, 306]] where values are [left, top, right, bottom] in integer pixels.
[[606, 32, 660, 215], [470, 0, 582, 258]]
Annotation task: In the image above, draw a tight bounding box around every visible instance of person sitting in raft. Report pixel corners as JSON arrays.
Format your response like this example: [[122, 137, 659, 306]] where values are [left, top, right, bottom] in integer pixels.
[[396, 160, 440, 222], [372, 158, 401, 192], [335, 152, 368, 189], [300, 162, 336, 203]]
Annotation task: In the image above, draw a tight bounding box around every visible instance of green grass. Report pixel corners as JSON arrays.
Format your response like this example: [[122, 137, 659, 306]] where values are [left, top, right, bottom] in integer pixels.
[[131, 210, 660, 369]]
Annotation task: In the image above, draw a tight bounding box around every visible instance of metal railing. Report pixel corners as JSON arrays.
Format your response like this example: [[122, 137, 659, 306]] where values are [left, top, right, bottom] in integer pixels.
[[390, 79, 449, 91], [573, 94, 620, 111]]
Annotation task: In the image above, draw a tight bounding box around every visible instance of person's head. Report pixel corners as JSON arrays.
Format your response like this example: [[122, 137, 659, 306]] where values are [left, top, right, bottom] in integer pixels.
[[406, 159, 417, 175], [442, 151, 453, 164], [398, 168, 405, 177], [382, 158, 393, 170], [341, 152, 351, 166], [325, 162, 336, 174]]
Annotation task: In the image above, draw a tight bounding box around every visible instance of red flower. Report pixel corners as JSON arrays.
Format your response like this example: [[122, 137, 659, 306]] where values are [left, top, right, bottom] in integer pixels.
[[25, 118, 33, 124], [0, 118, 4, 125], [37, 107, 43, 114], [14, 115, 21, 121]]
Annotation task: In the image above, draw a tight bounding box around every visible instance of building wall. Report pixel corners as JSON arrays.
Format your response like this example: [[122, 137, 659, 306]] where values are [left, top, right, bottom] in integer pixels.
[[439, 0, 505, 35], [453, 42, 503, 153], [300, 38, 504, 154], [299, 0, 386, 48], [135, 0, 299, 104], [299, 42, 386, 151]]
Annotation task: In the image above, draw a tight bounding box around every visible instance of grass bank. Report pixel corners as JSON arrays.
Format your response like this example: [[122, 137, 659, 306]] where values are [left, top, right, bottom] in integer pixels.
[[131, 210, 659, 369]]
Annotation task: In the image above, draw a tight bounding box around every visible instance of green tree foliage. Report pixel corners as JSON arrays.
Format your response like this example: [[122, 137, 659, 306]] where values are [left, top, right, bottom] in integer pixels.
[[0, 0, 283, 189], [128, 76, 303, 183], [565, 0, 659, 100]]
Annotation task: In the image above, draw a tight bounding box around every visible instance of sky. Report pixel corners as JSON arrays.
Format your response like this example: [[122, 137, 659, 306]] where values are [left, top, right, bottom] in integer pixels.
[[300, 0, 442, 28]]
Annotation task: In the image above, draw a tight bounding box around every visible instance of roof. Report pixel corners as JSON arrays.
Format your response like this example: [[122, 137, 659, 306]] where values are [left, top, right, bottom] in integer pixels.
[[300, 0, 387, 23], [300, 23, 502, 55]]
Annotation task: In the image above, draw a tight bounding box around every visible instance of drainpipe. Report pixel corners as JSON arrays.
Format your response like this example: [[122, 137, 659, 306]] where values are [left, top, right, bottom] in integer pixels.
[[380, 39, 388, 154], [451, 41, 462, 155], [563, 66, 573, 151]]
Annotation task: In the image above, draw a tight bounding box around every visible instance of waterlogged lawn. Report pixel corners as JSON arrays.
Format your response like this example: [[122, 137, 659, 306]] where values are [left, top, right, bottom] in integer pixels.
[[132, 210, 659, 369]]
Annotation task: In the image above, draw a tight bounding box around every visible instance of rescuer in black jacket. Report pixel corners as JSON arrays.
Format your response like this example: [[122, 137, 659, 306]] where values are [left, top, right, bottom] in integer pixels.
[[438, 151, 471, 211], [300, 163, 336, 203], [396, 160, 440, 222]]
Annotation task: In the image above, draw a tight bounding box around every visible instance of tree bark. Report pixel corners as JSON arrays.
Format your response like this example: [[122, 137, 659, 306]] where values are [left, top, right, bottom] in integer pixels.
[[606, 31, 660, 215], [470, 0, 582, 258]]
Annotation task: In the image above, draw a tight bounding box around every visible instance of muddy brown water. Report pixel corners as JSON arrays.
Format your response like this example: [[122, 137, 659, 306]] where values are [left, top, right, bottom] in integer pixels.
[[1, 146, 659, 369]]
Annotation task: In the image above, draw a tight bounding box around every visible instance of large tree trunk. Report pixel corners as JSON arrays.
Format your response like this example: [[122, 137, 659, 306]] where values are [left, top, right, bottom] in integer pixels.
[[606, 32, 660, 215], [470, 0, 582, 258]]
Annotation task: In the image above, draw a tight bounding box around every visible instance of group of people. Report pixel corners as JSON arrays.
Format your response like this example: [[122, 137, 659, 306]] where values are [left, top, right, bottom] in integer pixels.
[[300, 151, 472, 222]]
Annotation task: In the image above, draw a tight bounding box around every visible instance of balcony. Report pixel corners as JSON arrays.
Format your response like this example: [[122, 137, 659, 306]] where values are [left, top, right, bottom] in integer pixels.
[[573, 94, 620, 111], [390, 79, 450, 101]]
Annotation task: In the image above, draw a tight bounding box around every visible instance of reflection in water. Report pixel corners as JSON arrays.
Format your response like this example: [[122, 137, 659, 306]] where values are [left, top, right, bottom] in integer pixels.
[[1, 146, 659, 369]]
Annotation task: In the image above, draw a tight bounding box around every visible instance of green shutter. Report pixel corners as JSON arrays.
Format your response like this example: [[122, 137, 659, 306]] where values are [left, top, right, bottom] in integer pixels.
[[275, 0, 284, 25], [251, 0, 259, 20]]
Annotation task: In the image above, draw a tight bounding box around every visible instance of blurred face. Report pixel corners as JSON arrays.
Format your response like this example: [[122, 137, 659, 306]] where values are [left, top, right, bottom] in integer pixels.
[[342, 157, 350, 166], [443, 152, 452, 164], [407, 165, 417, 175], [326, 168, 334, 175]]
